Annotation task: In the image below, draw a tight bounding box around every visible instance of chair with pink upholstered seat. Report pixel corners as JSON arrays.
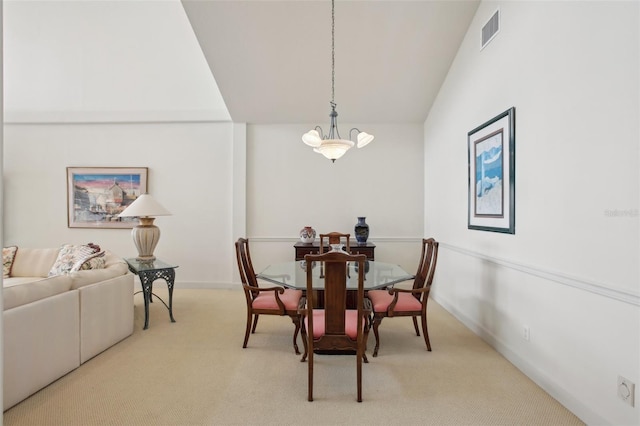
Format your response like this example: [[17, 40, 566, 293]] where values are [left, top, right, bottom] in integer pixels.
[[299, 250, 371, 402], [367, 238, 439, 357], [235, 238, 303, 354]]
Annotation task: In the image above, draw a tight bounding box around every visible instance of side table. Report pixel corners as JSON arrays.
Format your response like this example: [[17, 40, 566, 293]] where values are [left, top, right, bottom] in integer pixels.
[[294, 241, 376, 261], [125, 258, 178, 330]]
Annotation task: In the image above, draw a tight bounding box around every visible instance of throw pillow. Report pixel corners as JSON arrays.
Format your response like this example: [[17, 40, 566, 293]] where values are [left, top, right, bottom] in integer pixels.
[[75, 251, 106, 271], [48, 243, 102, 276], [3, 246, 18, 278]]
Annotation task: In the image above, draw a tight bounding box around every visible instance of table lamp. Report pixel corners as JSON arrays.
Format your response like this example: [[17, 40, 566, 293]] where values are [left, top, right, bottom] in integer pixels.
[[118, 194, 171, 261]]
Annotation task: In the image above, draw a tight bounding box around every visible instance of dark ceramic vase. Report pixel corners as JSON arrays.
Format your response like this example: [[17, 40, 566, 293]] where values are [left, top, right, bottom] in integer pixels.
[[354, 217, 369, 244]]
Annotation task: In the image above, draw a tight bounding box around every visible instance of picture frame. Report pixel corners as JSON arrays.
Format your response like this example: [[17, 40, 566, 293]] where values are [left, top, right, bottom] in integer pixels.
[[467, 107, 515, 234], [67, 167, 148, 228]]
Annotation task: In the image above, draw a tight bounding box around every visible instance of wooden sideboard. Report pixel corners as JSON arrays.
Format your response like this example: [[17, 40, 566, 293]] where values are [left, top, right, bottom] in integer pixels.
[[294, 241, 376, 261]]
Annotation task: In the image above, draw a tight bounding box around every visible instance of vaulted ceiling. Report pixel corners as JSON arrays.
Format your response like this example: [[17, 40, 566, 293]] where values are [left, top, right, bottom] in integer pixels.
[[3, 1, 480, 126], [181, 0, 480, 125]]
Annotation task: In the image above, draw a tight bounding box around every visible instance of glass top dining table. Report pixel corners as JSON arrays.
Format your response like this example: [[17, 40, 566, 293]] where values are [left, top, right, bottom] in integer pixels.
[[257, 260, 415, 291]]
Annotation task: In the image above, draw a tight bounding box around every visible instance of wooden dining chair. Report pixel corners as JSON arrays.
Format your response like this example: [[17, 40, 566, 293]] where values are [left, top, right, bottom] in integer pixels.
[[299, 250, 371, 402], [319, 232, 351, 254], [234, 238, 303, 354], [367, 238, 439, 357]]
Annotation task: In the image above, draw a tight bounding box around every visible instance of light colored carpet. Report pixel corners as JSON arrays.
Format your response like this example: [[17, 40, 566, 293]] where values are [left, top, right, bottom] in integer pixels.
[[3, 288, 583, 425]]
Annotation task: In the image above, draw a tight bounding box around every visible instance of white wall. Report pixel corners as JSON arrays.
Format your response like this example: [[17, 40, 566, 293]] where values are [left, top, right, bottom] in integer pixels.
[[2, 0, 238, 289], [3, 122, 236, 287], [245, 123, 425, 274], [2, 123, 426, 283], [425, 1, 639, 425]]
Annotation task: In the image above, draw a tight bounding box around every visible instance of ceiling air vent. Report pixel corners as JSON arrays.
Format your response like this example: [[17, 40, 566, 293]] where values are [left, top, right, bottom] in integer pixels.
[[481, 8, 500, 50]]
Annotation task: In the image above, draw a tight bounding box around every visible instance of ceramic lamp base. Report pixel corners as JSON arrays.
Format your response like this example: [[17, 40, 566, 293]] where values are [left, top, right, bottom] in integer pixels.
[[132, 217, 160, 261]]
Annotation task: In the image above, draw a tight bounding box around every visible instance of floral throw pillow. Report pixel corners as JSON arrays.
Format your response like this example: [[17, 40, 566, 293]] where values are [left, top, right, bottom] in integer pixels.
[[48, 243, 103, 276], [3, 246, 18, 278], [76, 252, 106, 271]]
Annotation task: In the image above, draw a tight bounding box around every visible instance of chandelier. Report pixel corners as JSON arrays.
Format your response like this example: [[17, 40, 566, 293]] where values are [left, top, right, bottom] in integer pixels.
[[302, 0, 374, 162]]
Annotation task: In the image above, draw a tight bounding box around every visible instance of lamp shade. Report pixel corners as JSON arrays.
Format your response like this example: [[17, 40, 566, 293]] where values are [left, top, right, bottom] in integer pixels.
[[118, 194, 171, 218], [302, 129, 322, 147], [314, 139, 355, 162], [356, 132, 374, 148]]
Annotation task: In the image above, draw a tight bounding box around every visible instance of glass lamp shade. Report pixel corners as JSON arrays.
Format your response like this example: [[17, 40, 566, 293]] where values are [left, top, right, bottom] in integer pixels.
[[314, 139, 355, 162], [356, 132, 374, 148], [302, 129, 322, 147]]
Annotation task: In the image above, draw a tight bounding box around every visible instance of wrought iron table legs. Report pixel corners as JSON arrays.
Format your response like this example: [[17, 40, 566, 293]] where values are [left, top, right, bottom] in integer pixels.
[[137, 268, 176, 330]]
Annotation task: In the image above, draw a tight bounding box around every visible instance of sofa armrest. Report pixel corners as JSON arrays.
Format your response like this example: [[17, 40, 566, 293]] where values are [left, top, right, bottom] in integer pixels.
[[79, 274, 134, 363], [70, 262, 129, 290], [3, 290, 80, 410]]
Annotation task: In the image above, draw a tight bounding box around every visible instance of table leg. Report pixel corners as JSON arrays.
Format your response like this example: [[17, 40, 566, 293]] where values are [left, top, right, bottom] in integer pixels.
[[137, 268, 177, 329], [166, 268, 176, 323], [139, 272, 153, 330]]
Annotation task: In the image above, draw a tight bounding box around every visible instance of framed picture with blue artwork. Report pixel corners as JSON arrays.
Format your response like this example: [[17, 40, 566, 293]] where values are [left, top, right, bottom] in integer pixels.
[[67, 167, 148, 228], [467, 107, 515, 234]]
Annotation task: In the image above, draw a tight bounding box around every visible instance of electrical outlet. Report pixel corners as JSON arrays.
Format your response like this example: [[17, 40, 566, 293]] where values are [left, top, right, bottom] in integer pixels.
[[523, 325, 530, 341], [618, 376, 635, 407]]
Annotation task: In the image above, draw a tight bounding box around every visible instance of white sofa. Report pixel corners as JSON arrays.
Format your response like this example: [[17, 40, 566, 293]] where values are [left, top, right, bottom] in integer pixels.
[[2, 247, 134, 410]]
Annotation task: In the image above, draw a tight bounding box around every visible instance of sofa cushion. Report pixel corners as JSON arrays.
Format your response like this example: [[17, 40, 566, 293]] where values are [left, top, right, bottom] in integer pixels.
[[48, 244, 103, 277], [3, 274, 74, 310], [3, 246, 18, 278], [10, 248, 60, 278], [70, 265, 129, 290], [70, 252, 129, 290]]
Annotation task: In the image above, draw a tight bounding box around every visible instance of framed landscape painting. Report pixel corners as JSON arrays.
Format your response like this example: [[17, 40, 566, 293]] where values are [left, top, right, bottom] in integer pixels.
[[467, 107, 515, 234], [67, 167, 148, 228]]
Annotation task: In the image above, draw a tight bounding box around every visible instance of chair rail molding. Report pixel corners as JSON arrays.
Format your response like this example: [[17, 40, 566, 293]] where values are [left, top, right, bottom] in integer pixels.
[[441, 242, 640, 306], [247, 237, 422, 243]]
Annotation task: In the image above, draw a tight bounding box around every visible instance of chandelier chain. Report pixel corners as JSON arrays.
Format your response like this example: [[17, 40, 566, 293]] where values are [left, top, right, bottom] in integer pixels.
[[331, 0, 335, 105]]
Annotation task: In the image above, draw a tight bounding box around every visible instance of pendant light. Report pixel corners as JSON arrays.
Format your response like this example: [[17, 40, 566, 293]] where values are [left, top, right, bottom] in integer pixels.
[[302, 0, 374, 162]]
